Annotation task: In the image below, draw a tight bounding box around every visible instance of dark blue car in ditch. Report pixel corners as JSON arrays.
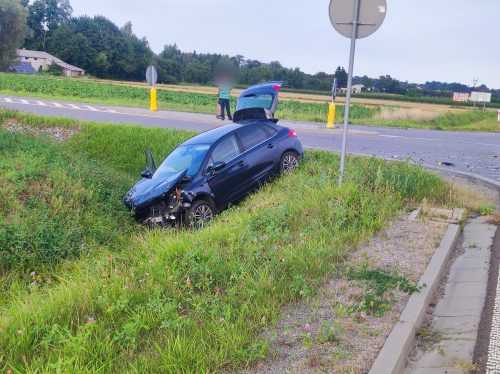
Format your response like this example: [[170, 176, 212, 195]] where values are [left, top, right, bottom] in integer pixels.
[[124, 82, 304, 227]]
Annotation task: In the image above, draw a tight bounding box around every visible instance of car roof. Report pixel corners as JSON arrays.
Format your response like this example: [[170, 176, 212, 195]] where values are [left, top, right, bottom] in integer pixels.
[[182, 121, 281, 146], [182, 124, 245, 145]]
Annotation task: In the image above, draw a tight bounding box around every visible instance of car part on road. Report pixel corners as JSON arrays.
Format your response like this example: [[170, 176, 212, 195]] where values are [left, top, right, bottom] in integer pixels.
[[438, 161, 455, 167]]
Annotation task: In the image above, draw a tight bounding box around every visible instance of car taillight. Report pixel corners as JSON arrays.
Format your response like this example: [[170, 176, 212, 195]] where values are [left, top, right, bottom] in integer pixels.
[[289, 129, 298, 139]]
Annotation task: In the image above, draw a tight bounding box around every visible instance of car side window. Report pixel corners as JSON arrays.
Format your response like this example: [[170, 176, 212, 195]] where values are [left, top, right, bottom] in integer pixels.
[[237, 126, 270, 152], [261, 124, 278, 137], [209, 135, 240, 165]]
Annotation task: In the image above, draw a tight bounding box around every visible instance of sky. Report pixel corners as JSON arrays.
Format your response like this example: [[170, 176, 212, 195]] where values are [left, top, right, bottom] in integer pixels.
[[70, 0, 500, 88]]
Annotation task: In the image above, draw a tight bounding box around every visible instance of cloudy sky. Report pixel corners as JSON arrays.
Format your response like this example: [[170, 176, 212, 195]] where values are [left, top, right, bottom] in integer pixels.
[[71, 0, 500, 88]]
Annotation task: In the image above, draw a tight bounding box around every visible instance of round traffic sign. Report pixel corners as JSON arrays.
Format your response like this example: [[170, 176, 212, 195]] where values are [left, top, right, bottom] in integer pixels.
[[329, 0, 387, 39], [146, 65, 158, 87]]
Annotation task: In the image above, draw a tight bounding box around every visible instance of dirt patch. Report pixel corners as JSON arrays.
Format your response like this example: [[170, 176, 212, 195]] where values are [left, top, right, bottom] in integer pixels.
[[2, 121, 79, 142], [243, 216, 447, 374]]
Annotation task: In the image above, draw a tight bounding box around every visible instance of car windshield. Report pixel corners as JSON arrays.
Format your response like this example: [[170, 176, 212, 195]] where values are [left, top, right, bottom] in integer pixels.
[[236, 92, 274, 111], [154, 144, 210, 178]]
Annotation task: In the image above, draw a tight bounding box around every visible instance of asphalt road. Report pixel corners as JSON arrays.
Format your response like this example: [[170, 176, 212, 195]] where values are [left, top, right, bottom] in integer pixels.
[[1, 94, 499, 183]]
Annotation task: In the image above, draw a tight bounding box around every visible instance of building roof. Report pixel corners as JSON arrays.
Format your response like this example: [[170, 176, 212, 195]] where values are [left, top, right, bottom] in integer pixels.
[[56, 62, 85, 73], [16, 49, 62, 63], [10, 61, 38, 75]]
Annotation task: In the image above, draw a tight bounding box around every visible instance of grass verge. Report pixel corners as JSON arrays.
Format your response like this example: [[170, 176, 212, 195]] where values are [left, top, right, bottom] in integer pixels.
[[356, 108, 499, 132], [0, 110, 480, 372]]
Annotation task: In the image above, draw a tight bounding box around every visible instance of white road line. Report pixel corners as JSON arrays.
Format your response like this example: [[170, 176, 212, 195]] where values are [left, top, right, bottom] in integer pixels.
[[66, 104, 81, 110], [51, 102, 63, 108], [81, 105, 99, 111], [20, 99, 29, 104], [35, 100, 48, 106], [378, 134, 500, 148], [3, 98, 13, 103]]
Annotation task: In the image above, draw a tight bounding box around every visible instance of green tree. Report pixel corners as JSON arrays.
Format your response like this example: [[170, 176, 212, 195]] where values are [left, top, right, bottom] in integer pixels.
[[361, 75, 373, 91], [25, 0, 72, 50], [333, 66, 348, 88], [183, 60, 211, 84], [0, 0, 28, 71]]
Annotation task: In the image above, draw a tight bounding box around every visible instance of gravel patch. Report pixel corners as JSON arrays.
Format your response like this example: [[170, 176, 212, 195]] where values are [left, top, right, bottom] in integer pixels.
[[242, 216, 447, 374], [2, 121, 79, 142]]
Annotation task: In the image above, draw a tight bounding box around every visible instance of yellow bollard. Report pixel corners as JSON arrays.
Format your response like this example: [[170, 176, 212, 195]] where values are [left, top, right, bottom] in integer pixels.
[[327, 102, 336, 128], [150, 88, 158, 112]]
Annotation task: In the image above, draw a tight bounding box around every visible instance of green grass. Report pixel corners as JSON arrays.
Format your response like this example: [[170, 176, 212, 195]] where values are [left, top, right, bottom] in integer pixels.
[[0, 110, 468, 373], [361, 109, 500, 132]]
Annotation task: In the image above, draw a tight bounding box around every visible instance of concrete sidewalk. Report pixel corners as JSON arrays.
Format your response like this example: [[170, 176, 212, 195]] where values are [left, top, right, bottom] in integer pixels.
[[406, 216, 497, 373]]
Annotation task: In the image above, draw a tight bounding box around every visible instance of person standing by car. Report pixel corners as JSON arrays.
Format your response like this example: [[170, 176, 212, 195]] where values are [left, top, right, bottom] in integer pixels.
[[217, 79, 233, 121]]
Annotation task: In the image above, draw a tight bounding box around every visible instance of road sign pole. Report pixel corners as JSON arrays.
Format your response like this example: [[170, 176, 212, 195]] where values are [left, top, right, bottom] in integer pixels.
[[338, 0, 361, 185]]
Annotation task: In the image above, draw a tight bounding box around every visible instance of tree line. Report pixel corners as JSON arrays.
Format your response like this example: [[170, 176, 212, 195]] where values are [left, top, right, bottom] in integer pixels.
[[0, 0, 498, 100]]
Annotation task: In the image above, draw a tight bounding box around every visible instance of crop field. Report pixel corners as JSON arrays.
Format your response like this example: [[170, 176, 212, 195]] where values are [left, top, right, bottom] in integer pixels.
[[1, 73, 499, 131], [0, 109, 480, 373]]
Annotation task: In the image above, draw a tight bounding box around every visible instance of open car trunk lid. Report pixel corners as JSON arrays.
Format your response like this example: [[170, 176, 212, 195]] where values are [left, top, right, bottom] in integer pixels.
[[233, 81, 282, 122]]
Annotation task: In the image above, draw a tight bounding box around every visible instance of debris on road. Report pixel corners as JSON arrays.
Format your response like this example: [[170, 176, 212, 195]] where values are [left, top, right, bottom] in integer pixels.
[[438, 161, 455, 167]]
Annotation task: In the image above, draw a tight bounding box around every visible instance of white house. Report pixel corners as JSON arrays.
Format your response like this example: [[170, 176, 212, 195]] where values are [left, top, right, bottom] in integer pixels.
[[339, 84, 365, 94], [16, 49, 85, 77]]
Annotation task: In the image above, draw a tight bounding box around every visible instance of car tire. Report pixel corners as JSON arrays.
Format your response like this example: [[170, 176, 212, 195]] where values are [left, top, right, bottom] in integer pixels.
[[279, 151, 299, 173], [184, 199, 216, 228]]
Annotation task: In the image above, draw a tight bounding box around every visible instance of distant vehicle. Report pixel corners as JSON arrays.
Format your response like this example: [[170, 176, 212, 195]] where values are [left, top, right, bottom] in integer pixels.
[[124, 82, 304, 227]]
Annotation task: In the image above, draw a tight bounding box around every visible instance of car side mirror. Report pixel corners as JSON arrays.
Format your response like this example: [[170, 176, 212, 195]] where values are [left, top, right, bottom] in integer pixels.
[[141, 169, 153, 179], [207, 161, 226, 175]]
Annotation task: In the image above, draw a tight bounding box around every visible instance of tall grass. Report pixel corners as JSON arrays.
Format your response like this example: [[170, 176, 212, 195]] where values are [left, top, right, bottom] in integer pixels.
[[361, 109, 499, 132], [0, 111, 470, 373]]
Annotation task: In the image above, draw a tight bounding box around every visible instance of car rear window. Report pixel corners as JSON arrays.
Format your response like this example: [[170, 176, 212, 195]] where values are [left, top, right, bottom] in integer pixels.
[[236, 93, 274, 111], [209, 135, 240, 164], [237, 126, 269, 151]]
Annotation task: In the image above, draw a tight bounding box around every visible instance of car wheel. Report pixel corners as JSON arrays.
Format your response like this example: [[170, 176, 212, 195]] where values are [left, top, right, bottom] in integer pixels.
[[184, 199, 216, 228], [279, 151, 299, 173]]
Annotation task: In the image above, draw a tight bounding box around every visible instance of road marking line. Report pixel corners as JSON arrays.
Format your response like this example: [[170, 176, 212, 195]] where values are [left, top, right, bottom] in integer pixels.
[[3, 98, 13, 103], [35, 100, 48, 106], [66, 104, 81, 110], [378, 134, 500, 148], [51, 102, 63, 108], [81, 105, 99, 111], [20, 99, 29, 104]]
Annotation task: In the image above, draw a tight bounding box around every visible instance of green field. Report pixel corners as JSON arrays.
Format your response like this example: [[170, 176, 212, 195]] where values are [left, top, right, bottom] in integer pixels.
[[0, 110, 478, 373]]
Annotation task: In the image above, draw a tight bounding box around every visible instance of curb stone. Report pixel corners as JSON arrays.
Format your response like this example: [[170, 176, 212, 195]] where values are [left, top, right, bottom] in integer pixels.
[[369, 223, 462, 374]]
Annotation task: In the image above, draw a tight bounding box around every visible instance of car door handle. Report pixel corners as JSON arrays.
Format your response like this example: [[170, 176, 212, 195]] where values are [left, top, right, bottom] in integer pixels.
[[268, 143, 274, 149], [237, 160, 246, 167]]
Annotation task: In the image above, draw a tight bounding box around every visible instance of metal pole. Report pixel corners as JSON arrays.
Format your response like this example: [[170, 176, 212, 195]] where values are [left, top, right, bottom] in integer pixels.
[[338, 0, 361, 185]]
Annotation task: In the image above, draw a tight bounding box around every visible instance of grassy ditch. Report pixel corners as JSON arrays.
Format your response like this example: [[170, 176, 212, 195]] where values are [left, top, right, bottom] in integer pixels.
[[0, 110, 475, 372]]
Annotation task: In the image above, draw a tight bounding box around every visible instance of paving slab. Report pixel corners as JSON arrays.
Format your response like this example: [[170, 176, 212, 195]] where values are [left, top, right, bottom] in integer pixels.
[[442, 281, 488, 299], [434, 296, 485, 318], [452, 255, 490, 270], [434, 315, 481, 338], [447, 267, 489, 283], [407, 368, 463, 374], [416, 338, 476, 368]]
